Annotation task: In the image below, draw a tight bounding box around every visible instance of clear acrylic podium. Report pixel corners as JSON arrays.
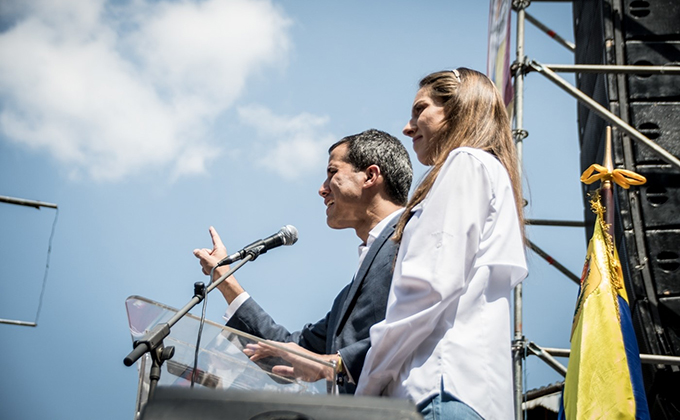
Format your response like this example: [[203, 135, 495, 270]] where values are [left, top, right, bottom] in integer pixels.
[[125, 295, 332, 419]]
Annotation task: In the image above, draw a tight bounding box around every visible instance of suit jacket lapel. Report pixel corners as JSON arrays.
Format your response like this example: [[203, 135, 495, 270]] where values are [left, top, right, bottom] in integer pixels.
[[333, 214, 399, 336]]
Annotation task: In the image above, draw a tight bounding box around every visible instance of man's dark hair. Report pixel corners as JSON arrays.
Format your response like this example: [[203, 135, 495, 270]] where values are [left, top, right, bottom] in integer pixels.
[[329, 129, 413, 206]]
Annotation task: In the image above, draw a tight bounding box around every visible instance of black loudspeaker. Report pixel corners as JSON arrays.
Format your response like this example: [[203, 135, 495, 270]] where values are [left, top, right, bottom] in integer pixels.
[[573, 1, 680, 418], [629, 103, 680, 163], [626, 43, 680, 100], [621, 0, 680, 39], [139, 387, 423, 420]]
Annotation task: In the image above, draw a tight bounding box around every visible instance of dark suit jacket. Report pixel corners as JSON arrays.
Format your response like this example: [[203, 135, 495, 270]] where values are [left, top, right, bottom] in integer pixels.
[[226, 214, 400, 394]]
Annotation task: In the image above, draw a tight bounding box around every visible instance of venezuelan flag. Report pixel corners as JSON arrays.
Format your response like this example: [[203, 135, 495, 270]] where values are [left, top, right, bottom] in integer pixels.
[[560, 194, 649, 419]]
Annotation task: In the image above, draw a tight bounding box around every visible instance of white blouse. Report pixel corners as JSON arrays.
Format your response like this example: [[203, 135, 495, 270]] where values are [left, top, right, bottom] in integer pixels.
[[355, 147, 527, 420]]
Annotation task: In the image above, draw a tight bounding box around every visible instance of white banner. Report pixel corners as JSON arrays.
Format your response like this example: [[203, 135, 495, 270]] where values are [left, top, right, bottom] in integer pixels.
[[487, 0, 513, 107]]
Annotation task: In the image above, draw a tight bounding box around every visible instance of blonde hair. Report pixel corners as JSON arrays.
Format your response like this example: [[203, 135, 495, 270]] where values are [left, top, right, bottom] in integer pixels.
[[394, 68, 524, 242]]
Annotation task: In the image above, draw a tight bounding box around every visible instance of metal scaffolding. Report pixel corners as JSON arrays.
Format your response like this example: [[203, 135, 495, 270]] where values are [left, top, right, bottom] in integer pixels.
[[509, 1, 680, 417], [0, 195, 58, 327]]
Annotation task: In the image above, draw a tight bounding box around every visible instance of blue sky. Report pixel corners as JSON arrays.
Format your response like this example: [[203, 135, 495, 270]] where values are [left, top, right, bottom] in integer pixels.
[[0, 1, 584, 418]]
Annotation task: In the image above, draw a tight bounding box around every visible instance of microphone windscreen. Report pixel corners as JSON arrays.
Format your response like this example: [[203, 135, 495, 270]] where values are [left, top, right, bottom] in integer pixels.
[[281, 225, 298, 245]]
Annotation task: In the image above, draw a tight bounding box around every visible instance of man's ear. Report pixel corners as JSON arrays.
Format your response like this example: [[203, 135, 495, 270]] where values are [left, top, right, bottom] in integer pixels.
[[364, 165, 382, 188]]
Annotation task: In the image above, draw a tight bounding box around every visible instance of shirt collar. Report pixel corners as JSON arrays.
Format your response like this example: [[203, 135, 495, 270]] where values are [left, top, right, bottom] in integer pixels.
[[359, 208, 404, 255]]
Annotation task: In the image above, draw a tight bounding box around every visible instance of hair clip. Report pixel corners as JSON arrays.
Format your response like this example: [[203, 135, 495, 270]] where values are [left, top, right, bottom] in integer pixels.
[[451, 68, 461, 82]]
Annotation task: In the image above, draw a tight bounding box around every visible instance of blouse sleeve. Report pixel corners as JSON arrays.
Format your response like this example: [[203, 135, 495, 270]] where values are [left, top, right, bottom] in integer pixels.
[[356, 151, 495, 396]]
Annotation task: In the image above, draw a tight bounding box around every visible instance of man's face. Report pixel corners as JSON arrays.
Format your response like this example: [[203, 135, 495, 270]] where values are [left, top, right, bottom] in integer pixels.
[[318, 143, 366, 230]]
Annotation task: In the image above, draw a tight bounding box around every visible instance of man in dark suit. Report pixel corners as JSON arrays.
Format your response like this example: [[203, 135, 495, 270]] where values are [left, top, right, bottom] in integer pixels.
[[193, 129, 412, 393]]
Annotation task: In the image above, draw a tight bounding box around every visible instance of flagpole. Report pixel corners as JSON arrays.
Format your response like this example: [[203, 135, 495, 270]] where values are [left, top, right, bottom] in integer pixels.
[[566, 125, 652, 418], [601, 126, 615, 236]]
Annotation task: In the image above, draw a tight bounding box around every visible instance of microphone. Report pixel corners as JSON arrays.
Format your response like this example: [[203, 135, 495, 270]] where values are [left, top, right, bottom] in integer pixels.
[[215, 225, 298, 267]]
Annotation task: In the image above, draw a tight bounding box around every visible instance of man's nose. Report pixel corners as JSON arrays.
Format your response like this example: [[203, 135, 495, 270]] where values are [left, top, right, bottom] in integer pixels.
[[318, 181, 329, 197]]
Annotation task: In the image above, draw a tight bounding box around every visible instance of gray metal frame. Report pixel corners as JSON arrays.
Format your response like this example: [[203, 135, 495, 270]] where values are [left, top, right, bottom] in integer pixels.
[[0, 195, 58, 327], [509, 1, 680, 416]]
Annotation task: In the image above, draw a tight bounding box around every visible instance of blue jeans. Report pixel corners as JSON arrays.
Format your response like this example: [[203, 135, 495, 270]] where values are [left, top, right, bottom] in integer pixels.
[[417, 392, 483, 420]]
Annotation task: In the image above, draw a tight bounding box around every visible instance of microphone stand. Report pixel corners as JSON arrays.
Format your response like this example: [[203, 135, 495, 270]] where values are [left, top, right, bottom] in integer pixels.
[[123, 250, 261, 399]]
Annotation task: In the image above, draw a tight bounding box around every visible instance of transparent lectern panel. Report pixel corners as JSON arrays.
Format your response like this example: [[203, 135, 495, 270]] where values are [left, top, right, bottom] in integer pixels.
[[125, 296, 332, 418]]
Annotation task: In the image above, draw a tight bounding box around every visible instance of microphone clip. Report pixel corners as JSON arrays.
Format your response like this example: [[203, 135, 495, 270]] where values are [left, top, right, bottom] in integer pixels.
[[244, 244, 267, 261]]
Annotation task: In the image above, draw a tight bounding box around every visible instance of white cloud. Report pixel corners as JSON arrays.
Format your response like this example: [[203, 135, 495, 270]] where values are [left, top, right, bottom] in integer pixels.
[[0, 0, 291, 181], [237, 105, 333, 180]]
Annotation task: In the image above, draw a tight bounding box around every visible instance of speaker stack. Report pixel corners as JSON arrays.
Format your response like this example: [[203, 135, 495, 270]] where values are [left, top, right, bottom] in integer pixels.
[[573, 0, 680, 417]]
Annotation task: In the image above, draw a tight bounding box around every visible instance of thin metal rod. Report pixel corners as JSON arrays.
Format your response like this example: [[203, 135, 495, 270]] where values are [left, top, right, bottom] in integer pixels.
[[0, 319, 37, 327], [543, 63, 680, 74], [529, 60, 680, 171], [512, 4, 527, 419], [540, 347, 680, 366], [527, 239, 581, 284], [525, 11, 575, 52], [540, 347, 570, 357], [527, 342, 568, 376], [526, 219, 586, 227], [0, 195, 58, 209], [523, 382, 564, 403]]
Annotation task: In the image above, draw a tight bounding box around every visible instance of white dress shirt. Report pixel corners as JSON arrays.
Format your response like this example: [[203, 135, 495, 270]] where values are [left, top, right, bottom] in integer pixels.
[[355, 147, 527, 420], [357, 208, 404, 274]]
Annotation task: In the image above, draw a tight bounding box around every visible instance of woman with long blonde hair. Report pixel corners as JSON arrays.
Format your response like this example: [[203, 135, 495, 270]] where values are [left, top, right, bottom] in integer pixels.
[[356, 68, 527, 420]]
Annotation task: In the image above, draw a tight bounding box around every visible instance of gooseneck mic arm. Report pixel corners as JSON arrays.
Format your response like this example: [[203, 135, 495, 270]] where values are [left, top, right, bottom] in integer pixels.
[[123, 225, 299, 398], [123, 255, 253, 399], [123, 255, 252, 366]]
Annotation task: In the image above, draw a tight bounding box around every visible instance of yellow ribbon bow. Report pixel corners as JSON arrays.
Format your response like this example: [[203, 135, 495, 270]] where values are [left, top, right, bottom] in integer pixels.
[[580, 164, 647, 189]]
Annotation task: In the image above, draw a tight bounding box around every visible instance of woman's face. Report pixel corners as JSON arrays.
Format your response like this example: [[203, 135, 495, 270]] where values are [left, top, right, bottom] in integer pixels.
[[403, 87, 446, 165]]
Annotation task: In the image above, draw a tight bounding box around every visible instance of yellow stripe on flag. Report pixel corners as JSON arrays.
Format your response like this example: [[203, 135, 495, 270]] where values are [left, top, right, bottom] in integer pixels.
[[563, 196, 637, 419]]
